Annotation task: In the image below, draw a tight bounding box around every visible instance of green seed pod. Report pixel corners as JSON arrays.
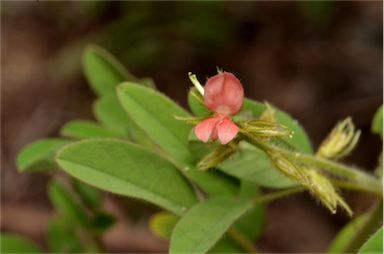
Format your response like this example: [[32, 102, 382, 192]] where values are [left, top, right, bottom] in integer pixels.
[[197, 142, 239, 171], [240, 120, 293, 138]]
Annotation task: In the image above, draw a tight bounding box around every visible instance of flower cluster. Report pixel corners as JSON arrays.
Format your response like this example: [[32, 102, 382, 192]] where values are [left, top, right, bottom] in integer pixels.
[[194, 72, 244, 145]]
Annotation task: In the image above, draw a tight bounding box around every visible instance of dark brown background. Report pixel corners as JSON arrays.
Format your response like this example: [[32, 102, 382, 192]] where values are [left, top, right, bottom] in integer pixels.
[[1, 1, 382, 253]]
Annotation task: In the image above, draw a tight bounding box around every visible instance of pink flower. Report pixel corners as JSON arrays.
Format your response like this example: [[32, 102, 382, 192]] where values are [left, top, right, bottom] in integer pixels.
[[194, 72, 244, 144]]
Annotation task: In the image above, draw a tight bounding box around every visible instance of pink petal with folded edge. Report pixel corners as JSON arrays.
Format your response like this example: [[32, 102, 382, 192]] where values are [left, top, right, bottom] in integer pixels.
[[194, 116, 221, 143], [217, 117, 239, 144]]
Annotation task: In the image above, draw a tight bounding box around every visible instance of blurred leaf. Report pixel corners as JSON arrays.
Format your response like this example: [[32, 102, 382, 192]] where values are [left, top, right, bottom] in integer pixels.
[[60, 120, 120, 139], [56, 139, 198, 215], [371, 106, 383, 135], [149, 211, 179, 239], [117, 82, 238, 196], [170, 197, 253, 254], [48, 218, 83, 253], [83, 44, 137, 96], [93, 94, 137, 136], [219, 144, 297, 188], [73, 180, 102, 210], [359, 227, 383, 254], [0, 234, 41, 253], [93, 94, 155, 147], [48, 180, 89, 227], [327, 213, 370, 253], [209, 237, 243, 253], [187, 90, 313, 153], [16, 138, 71, 172], [90, 212, 116, 235]]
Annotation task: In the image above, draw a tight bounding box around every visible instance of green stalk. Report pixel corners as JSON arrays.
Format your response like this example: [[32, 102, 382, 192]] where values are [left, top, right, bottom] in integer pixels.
[[241, 133, 382, 196]]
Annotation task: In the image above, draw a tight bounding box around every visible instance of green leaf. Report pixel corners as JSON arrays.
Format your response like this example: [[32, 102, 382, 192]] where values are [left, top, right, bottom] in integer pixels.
[[93, 94, 137, 136], [0, 234, 41, 253], [219, 144, 296, 188], [234, 181, 265, 239], [16, 138, 71, 172], [371, 106, 383, 135], [93, 95, 155, 147], [117, 82, 238, 196], [149, 211, 179, 239], [359, 227, 383, 254], [170, 197, 253, 254], [60, 120, 120, 139], [327, 213, 370, 253], [209, 237, 243, 253], [83, 45, 137, 96], [72, 180, 102, 209], [48, 180, 89, 227], [56, 139, 198, 215], [89, 212, 116, 235], [117, 82, 193, 163], [48, 218, 83, 253]]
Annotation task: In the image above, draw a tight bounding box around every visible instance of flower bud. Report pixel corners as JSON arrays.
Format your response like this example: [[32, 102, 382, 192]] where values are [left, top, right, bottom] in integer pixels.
[[240, 120, 293, 138], [197, 143, 238, 170], [317, 117, 361, 160]]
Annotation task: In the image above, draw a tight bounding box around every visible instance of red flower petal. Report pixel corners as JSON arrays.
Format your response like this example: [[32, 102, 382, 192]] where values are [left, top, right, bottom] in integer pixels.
[[194, 116, 221, 143], [204, 72, 244, 115], [217, 117, 239, 144]]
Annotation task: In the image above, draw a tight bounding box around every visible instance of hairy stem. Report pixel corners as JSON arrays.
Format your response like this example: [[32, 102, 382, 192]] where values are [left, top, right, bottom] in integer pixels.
[[253, 186, 304, 204], [242, 133, 382, 196]]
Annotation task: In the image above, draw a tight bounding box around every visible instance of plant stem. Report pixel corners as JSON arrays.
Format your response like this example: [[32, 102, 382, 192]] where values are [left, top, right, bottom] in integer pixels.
[[227, 227, 258, 253], [241, 133, 382, 196], [253, 186, 304, 204]]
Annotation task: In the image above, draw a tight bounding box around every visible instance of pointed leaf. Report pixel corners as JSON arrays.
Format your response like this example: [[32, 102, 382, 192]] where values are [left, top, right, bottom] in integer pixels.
[[0, 234, 41, 253], [359, 227, 383, 254], [117, 83, 238, 196], [170, 197, 253, 254], [56, 139, 198, 215], [60, 120, 119, 139], [16, 138, 71, 172], [83, 45, 137, 96]]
